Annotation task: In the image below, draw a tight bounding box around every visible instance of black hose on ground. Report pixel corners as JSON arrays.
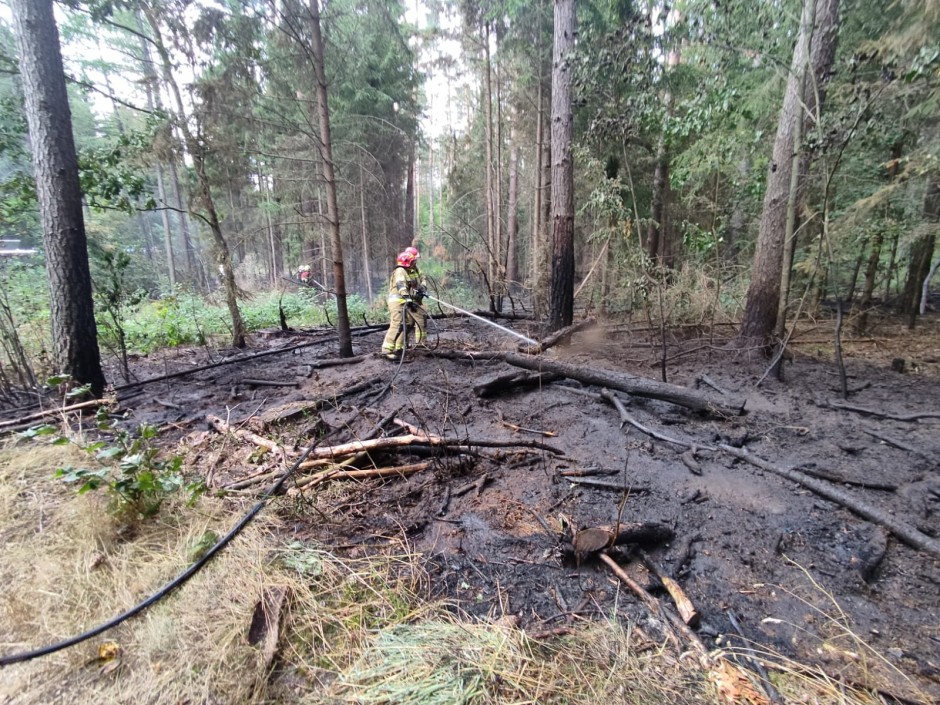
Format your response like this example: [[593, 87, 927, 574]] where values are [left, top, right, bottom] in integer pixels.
[[0, 435, 323, 667]]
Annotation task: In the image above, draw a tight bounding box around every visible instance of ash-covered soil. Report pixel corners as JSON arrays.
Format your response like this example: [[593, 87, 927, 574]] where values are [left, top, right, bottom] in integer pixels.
[[86, 311, 940, 701]]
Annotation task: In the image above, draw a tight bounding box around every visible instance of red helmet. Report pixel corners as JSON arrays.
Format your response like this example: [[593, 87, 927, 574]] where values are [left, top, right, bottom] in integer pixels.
[[396, 250, 416, 267], [405, 246, 420, 259]]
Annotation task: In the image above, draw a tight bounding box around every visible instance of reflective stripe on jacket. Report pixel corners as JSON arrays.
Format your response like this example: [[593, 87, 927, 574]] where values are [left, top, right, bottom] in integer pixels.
[[387, 265, 423, 303]]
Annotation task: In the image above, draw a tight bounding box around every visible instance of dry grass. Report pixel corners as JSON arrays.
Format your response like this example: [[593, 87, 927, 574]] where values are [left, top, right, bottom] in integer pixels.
[[0, 441, 921, 705]]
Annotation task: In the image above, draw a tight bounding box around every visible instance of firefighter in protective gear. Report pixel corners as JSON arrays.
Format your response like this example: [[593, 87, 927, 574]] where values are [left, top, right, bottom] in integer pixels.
[[381, 248, 427, 360]]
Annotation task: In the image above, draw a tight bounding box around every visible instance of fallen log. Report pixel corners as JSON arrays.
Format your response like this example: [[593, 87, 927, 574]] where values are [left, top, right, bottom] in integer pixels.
[[518, 318, 596, 355], [474, 371, 562, 398], [497, 351, 744, 416], [720, 444, 940, 558]]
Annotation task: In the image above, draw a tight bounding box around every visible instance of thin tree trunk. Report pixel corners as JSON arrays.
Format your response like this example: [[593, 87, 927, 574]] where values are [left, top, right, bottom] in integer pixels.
[[309, 0, 353, 357], [506, 130, 520, 291], [359, 163, 373, 305], [405, 146, 415, 246], [155, 164, 177, 288], [855, 226, 884, 334], [531, 70, 544, 293], [483, 21, 497, 295], [143, 5, 246, 347], [428, 142, 434, 244], [169, 157, 199, 286]]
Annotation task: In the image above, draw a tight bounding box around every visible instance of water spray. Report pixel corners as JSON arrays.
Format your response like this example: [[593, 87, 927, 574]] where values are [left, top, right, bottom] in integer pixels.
[[423, 293, 538, 347]]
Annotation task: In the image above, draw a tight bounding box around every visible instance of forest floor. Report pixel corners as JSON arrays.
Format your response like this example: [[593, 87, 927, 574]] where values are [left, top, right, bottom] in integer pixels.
[[2, 305, 939, 704]]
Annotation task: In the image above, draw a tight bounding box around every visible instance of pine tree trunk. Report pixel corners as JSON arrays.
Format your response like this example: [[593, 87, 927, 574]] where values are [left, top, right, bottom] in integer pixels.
[[11, 0, 105, 395], [483, 22, 497, 296], [506, 134, 520, 291], [901, 175, 939, 327], [855, 226, 884, 334], [309, 0, 353, 357], [143, 5, 246, 347], [738, 0, 841, 346], [155, 164, 177, 288], [548, 0, 576, 331], [360, 164, 373, 305]]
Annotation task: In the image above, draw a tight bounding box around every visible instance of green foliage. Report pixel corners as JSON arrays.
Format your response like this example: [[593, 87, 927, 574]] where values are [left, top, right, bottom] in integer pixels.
[[53, 422, 193, 519]]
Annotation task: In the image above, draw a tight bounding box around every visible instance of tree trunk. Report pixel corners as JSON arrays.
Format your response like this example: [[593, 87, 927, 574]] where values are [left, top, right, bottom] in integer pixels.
[[155, 164, 177, 288], [309, 0, 353, 357], [359, 164, 373, 305], [548, 0, 576, 332], [901, 175, 939, 327], [143, 5, 246, 347], [483, 21, 497, 295], [647, 131, 668, 264], [506, 132, 520, 291], [405, 146, 415, 246], [531, 72, 544, 293], [11, 0, 106, 395], [169, 157, 200, 288], [737, 0, 818, 346], [855, 225, 884, 334]]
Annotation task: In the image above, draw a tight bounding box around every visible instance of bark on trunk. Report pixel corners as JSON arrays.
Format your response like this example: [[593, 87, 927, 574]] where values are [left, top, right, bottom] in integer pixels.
[[901, 175, 939, 326], [506, 134, 520, 291], [309, 0, 353, 357], [548, 0, 576, 331], [143, 5, 246, 348], [11, 0, 106, 395], [737, 0, 819, 345]]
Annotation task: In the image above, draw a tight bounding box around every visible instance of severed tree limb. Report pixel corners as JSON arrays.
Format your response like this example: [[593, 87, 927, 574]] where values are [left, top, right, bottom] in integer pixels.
[[474, 371, 562, 397], [291, 459, 439, 492], [720, 444, 940, 558], [726, 610, 784, 705], [308, 355, 366, 369], [518, 317, 596, 355], [0, 395, 116, 430], [155, 398, 183, 410], [599, 553, 705, 655], [639, 550, 700, 626], [824, 400, 940, 422], [242, 378, 300, 388], [599, 388, 716, 451], [861, 428, 933, 461], [207, 414, 289, 467], [496, 408, 557, 437], [296, 433, 564, 469], [562, 476, 649, 493], [697, 374, 728, 396], [451, 350, 745, 416], [797, 465, 898, 491]]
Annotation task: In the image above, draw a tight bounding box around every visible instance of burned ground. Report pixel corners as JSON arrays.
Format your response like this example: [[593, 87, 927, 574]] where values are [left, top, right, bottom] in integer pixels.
[[11, 311, 940, 702]]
